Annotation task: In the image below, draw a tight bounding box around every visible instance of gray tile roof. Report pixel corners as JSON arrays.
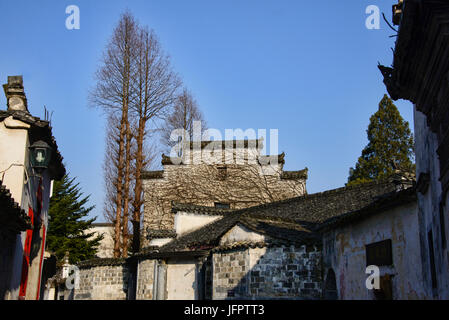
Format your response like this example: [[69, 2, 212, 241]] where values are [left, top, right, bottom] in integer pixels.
[[157, 212, 242, 253], [0, 180, 31, 238], [318, 185, 417, 230], [77, 257, 127, 269], [171, 202, 233, 215], [280, 168, 308, 180], [147, 229, 177, 239], [151, 180, 409, 253], [236, 180, 402, 224]]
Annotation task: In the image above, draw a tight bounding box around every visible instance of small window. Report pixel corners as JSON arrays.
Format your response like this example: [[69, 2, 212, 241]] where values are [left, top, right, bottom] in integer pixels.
[[366, 239, 393, 266], [217, 166, 227, 181], [214, 202, 230, 209]]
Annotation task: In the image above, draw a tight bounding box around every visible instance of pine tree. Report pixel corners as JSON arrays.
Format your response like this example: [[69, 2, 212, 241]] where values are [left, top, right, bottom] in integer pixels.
[[347, 94, 415, 186], [47, 174, 103, 264]]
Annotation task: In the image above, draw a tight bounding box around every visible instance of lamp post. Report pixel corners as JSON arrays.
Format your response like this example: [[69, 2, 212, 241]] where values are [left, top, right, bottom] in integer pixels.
[[29, 140, 52, 176]]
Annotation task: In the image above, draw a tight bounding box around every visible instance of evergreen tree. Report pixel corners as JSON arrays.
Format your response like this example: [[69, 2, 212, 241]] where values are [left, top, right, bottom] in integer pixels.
[[47, 174, 103, 264], [347, 94, 415, 186]]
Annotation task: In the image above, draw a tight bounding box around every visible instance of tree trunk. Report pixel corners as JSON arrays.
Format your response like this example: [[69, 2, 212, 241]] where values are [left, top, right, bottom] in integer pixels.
[[121, 120, 132, 257], [132, 116, 145, 253]]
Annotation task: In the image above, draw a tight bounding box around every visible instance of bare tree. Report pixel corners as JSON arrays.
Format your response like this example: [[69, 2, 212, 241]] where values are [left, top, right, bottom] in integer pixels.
[[102, 113, 119, 226], [90, 12, 139, 258], [160, 88, 207, 155], [143, 148, 307, 233], [130, 26, 181, 253]]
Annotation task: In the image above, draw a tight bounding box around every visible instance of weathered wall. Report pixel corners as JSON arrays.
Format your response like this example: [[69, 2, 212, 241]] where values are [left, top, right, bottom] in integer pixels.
[[414, 108, 449, 299], [0, 117, 29, 204], [75, 264, 129, 300], [166, 259, 197, 300], [142, 147, 307, 245], [174, 212, 222, 236], [212, 249, 248, 300], [220, 224, 266, 246], [323, 201, 426, 300], [0, 116, 53, 300], [86, 224, 114, 258], [212, 245, 322, 300], [136, 258, 155, 300]]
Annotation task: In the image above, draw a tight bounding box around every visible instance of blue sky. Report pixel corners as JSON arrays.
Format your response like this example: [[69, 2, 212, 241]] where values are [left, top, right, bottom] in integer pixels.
[[0, 1, 414, 221]]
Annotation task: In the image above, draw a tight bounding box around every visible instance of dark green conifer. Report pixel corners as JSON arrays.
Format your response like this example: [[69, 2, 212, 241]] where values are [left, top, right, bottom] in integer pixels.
[[347, 95, 415, 186], [47, 174, 102, 264]]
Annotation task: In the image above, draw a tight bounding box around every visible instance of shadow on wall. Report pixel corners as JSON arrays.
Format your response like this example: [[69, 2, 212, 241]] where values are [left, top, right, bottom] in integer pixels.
[[206, 244, 323, 300], [323, 268, 338, 300], [0, 238, 19, 299]]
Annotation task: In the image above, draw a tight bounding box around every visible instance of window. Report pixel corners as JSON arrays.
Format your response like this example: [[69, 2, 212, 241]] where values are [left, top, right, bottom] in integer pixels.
[[214, 202, 230, 209], [366, 239, 393, 266], [217, 166, 227, 181]]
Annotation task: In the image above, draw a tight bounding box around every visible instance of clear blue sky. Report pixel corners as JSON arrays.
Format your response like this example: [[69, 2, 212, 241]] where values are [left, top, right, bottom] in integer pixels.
[[0, 0, 414, 222]]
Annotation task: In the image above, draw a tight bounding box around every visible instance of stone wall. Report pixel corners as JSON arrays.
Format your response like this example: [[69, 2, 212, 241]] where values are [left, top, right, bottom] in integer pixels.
[[136, 258, 155, 300], [213, 250, 248, 299], [142, 161, 307, 246], [212, 245, 322, 300], [75, 263, 129, 300]]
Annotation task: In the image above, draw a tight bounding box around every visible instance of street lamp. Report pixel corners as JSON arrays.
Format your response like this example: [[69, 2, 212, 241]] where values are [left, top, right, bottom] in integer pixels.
[[29, 140, 52, 174]]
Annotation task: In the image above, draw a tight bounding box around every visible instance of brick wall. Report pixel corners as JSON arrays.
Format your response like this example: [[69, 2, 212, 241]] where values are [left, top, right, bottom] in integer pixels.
[[74, 264, 129, 300], [213, 245, 322, 300]]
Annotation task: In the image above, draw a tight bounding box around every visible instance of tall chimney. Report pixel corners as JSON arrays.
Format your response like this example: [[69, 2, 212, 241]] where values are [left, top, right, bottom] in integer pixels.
[[2, 75, 28, 112]]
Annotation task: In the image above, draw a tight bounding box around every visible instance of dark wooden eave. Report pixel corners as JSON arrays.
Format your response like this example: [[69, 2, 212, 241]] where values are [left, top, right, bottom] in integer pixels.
[[380, 0, 449, 196]]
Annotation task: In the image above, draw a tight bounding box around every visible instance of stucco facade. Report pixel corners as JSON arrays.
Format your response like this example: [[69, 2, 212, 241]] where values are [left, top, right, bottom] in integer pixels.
[[0, 76, 65, 300], [322, 199, 426, 299]]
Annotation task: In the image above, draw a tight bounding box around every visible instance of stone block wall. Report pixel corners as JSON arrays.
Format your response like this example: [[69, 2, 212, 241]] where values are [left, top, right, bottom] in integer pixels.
[[136, 258, 155, 300], [213, 245, 322, 300], [74, 263, 129, 300], [213, 250, 248, 299], [248, 245, 321, 299]]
